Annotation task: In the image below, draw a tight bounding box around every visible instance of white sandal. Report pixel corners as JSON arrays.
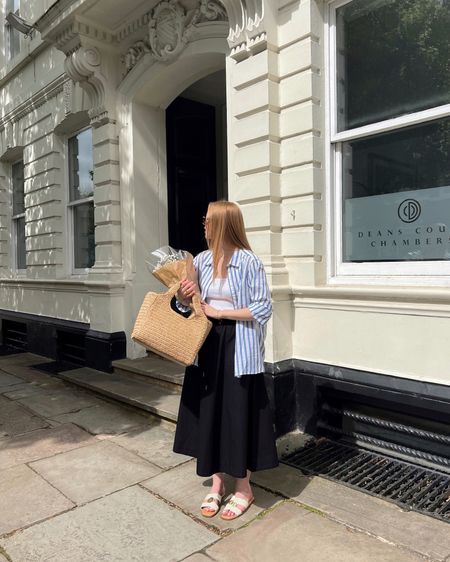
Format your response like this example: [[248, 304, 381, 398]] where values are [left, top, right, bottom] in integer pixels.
[[200, 492, 224, 518], [220, 494, 254, 521]]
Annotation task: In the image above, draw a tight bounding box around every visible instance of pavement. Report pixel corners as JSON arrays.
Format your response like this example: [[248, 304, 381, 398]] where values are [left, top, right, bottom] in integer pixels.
[[0, 353, 449, 562]]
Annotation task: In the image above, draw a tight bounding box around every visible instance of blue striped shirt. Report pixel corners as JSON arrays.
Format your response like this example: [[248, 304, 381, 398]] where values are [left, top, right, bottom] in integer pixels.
[[193, 249, 272, 377]]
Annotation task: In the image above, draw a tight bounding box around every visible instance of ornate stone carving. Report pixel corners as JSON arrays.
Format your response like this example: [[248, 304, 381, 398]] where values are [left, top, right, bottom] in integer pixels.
[[63, 79, 74, 116], [0, 76, 67, 129], [123, 40, 151, 72], [122, 0, 227, 73], [220, 0, 274, 60], [199, 0, 228, 22], [149, 0, 191, 62], [64, 47, 115, 126]]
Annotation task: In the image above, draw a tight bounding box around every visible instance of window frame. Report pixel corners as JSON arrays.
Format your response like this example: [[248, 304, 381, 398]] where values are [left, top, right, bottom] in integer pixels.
[[10, 158, 26, 273], [66, 126, 95, 275], [326, 0, 450, 286]]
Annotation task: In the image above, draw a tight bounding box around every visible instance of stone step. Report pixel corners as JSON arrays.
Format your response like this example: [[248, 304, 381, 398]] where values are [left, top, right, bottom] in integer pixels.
[[57, 367, 180, 424], [112, 356, 185, 393]]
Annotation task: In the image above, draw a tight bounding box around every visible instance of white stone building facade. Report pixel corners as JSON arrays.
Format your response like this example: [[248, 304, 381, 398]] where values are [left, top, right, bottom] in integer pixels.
[[1, 0, 450, 443]]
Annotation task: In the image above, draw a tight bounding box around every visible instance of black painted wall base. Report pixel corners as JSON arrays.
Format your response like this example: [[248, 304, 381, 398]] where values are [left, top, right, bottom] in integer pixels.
[[266, 358, 450, 470], [0, 309, 126, 373]]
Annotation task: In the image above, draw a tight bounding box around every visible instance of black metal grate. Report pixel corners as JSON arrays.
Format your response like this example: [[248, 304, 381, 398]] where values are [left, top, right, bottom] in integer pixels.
[[2, 320, 27, 350], [56, 331, 85, 366], [283, 439, 450, 523]]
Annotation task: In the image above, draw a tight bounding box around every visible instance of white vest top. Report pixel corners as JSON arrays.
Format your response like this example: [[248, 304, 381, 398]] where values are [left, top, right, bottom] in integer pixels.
[[206, 277, 235, 310]]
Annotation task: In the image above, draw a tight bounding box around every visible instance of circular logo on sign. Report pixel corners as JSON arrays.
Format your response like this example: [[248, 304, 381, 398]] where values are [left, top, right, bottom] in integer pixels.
[[398, 199, 421, 223]]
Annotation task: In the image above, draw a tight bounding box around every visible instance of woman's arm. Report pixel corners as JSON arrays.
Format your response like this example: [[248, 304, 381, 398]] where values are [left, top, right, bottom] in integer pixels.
[[176, 279, 197, 306], [201, 257, 272, 323], [176, 254, 201, 306], [201, 303, 254, 321]]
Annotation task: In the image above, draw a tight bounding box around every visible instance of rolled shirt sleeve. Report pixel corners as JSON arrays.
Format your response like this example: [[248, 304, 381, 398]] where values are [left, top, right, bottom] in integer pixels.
[[247, 258, 272, 326]]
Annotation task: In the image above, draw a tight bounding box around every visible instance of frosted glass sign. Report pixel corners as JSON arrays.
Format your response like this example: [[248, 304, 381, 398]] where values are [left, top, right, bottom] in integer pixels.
[[344, 186, 450, 262], [342, 119, 450, 262]]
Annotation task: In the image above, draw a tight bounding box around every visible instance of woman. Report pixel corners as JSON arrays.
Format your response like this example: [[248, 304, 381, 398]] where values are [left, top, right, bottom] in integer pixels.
[[173, 200, 279, 521]]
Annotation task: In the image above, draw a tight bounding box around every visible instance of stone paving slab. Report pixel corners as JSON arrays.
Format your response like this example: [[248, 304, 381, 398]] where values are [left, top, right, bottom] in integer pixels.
[[0, 485, 218, 562], [51, 401, 153, 436], [206, 501, 425, 562], [15, 388, 101, 418], [113, 356, 184, 388], [183, 554, 212, 561], [0, 464, 74, 536], [110, 423, 190, 469], [141, 459, 283, 532], [0, 399, 49, 438], [30, 440, 162, 504], [114, 356, 185, 377], [0, 382, 38, 395], [0, 396, 11, 408], [0, 364, 58, 384], [252, 463, 450, 561], [0, 354, 56, 381], [3, 380, 65, 400], [0, 372, 23, 388], [59, 368, 181, 421], [0, 424, 97, 471], [0, 353, 49, 366]]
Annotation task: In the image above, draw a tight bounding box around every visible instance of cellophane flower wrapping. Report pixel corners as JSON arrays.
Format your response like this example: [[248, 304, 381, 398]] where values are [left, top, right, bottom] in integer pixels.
[[146, 245, 196, 290]]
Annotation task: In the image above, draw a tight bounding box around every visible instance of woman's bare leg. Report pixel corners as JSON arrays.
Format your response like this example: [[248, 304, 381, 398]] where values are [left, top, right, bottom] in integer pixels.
[[202, 472, 226, 514], [211, 472, 226, 494], [222, 470, 253, 517]]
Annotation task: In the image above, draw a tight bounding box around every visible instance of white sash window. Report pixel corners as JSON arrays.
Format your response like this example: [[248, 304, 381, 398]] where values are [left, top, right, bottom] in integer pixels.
[[68, 128, 95, 271], [327, 0, 450, 284], [11, 160, 25, 270]]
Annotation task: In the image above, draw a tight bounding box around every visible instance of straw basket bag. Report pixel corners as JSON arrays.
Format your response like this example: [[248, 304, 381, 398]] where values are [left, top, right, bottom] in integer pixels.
[[132, 282, 212, 366]]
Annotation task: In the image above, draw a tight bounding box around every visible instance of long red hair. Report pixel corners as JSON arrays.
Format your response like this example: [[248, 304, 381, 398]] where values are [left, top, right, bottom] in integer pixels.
[[205, 201, 251, 278]]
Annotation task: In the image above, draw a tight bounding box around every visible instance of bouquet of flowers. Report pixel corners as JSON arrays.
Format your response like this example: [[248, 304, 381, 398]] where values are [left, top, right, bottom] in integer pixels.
[[146, 245, 196, 291]]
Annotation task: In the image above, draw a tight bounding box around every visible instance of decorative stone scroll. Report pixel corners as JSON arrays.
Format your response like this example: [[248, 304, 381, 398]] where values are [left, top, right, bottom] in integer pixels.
[[122, 0, 227, 73], [64, 47, 115, 126]]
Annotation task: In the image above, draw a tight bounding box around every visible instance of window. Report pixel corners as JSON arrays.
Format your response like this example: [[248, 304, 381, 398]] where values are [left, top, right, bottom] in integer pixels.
[[68, 128, 95, 270], [6, 0, 21, 60], [12, 160, 26, 270], [329, 0, 450, 278]]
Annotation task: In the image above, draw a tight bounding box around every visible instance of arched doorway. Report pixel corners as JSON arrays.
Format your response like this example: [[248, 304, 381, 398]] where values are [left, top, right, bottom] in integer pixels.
[[118, 37, 229, 357], [166, 70, 227, 256]]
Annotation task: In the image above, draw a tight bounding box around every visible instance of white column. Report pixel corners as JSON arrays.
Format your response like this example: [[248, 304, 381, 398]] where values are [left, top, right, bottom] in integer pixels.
[[278, 0, 325, 287], [90, 122, 122, 275], [226, 0, 292, 363], [121, 101, 169, 358], [24, 128, 64, 279]]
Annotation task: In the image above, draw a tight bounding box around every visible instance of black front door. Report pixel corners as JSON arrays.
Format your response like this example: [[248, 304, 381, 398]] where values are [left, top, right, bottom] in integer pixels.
[[166, 97, 218, 257]]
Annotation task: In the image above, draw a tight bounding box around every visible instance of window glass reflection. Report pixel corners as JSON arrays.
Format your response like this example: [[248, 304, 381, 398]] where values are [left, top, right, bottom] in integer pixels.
[[336, 0, 450, 131], [69, 128, 94, 201], [73, 202, 95, 269]]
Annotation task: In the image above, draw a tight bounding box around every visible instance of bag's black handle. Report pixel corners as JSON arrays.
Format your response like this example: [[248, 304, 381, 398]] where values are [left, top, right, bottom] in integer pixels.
[[168, 282, 204, 320]]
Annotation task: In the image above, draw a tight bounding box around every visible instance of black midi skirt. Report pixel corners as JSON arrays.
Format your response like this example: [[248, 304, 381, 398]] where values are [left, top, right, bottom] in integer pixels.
[[173, 318, 279, 478]]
